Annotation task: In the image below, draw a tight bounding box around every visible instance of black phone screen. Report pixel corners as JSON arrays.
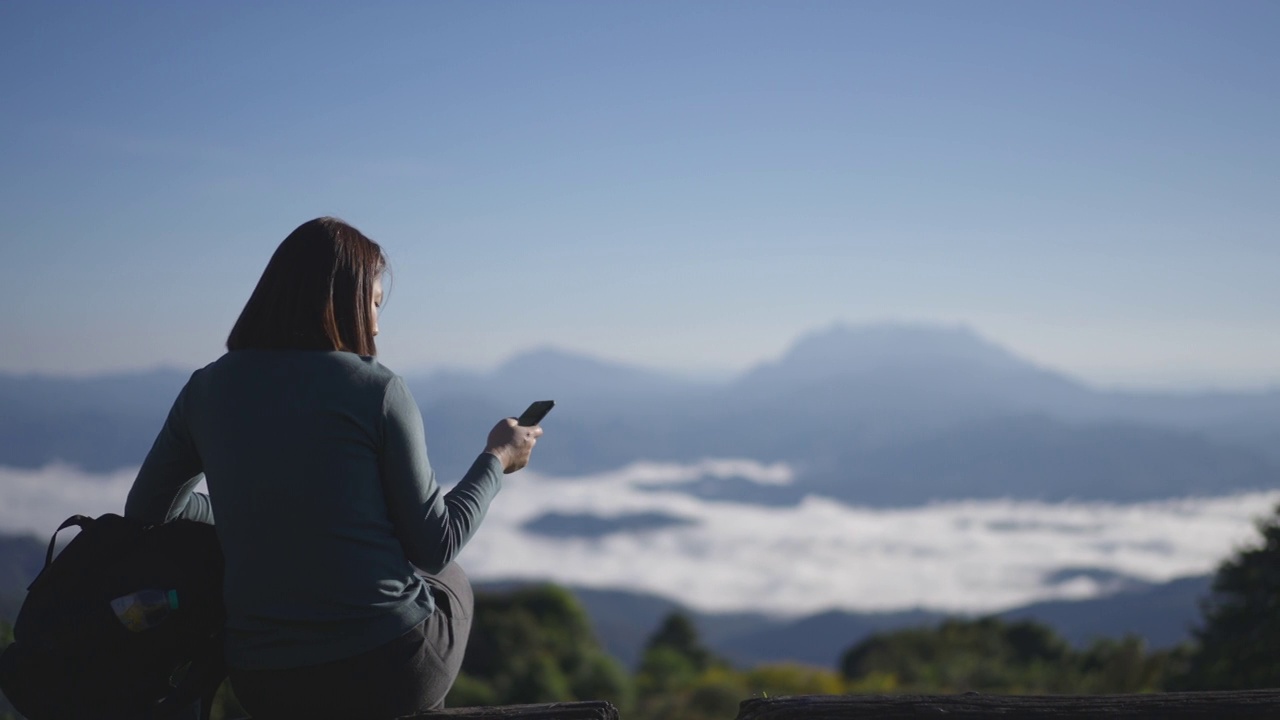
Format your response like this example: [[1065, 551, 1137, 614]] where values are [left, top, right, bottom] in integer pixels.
[[517, 400, 555, 426]]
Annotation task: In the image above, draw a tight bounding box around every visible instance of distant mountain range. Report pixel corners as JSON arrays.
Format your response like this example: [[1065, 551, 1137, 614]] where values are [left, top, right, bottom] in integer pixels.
[[3, 323, 1278, 506]]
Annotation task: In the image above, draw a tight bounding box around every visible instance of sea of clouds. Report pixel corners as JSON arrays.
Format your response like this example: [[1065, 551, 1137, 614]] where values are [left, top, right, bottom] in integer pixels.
[[3, 460, 1277, 616]]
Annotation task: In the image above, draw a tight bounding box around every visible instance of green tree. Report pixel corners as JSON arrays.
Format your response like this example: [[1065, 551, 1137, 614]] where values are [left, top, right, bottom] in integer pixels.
[[453, 584, 632, 710], [744, 663, 845, 696], [1074, 636, 1185, 694], [841, 617, 1073, 693], [1, 619, 19, 720], [644, 613, 717, 672], [841, 616, 1190, 695], [633, 612, 736, 720], [636, 645, 700, 696], [447, 672, 500, 707], [1180, 503, 1280, 689]]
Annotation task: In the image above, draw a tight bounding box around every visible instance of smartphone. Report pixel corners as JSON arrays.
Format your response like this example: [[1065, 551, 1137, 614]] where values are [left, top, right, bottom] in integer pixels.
[[517, 400, 555, 426]]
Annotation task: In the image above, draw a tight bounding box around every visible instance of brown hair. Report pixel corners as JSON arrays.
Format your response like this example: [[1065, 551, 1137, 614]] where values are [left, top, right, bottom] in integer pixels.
[[227, 217, 387, 356]]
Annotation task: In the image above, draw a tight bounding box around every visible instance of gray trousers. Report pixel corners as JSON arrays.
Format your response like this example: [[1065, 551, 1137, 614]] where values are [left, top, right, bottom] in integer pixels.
[[227, 563, 473, 719]]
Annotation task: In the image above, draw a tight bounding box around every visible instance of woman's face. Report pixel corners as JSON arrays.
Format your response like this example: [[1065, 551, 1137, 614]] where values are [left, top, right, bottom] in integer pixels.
[[371, 275, 383, 337]]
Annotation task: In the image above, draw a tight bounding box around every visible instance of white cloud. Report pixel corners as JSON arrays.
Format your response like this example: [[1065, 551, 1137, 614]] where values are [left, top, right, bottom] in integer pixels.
[[568, 459, 796, 487], [462, 462, 1280, 615], [0, 463, 139, 537], [2, 460, 1275, 616], [0, 464, 208, 540]]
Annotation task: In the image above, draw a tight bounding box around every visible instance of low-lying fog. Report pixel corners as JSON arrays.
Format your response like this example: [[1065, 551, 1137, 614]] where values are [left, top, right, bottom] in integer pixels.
[[3, 460, 1274, 615]]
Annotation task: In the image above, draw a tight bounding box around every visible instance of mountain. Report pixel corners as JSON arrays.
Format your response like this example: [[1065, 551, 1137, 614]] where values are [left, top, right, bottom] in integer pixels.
[[409, 324, 1280, 498], [707, 573, 1212, 669], [735, 324, 1081, 409], [410, 347, 708, 416], [2, 323, 1279, 504], [1000, 574, 1212, 650], [806, 415, 1279, 505], [0, 368, 190, 472]]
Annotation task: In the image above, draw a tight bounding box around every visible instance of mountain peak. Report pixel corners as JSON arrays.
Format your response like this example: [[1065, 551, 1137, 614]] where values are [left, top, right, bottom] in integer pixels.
[[495, 346, 682, 383], [734, 322, 1069, 395], [781, 322, 1028, 372]]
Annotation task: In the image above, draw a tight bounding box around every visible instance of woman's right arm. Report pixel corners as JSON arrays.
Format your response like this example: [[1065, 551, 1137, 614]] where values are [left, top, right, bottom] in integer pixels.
[[377, 376, 539, 574]]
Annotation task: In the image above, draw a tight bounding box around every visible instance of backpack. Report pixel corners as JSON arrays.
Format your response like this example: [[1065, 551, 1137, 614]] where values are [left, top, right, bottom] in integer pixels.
[[0, 514, 227, 720]]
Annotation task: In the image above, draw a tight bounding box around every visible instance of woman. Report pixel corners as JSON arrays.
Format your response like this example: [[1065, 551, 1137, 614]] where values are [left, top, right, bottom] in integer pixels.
[[124, 217, 541, 718]]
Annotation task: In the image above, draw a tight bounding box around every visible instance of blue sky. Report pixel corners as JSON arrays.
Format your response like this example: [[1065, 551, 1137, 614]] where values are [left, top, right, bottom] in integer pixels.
[[2, 1, 1277, 388]]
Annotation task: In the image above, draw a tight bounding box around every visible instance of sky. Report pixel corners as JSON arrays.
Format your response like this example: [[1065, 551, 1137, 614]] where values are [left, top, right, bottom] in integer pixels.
[[1, 1, 1277, 389]]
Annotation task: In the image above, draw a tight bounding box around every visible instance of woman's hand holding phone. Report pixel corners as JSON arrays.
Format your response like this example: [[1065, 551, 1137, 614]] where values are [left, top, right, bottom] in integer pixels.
[[485, 421, 541, 474], [485, 401, 553, 474]]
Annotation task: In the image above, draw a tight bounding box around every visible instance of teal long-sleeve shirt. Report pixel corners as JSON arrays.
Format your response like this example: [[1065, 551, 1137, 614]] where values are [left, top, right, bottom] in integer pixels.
[[124, 350, 504, 670]]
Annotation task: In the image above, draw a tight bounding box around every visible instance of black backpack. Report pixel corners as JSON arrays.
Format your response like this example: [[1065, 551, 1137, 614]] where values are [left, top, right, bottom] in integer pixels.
[[0, 514, 227, 720]]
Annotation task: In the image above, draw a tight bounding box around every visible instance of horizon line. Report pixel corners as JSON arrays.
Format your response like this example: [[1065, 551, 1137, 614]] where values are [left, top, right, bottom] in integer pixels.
[[4, 320, 1279, 395]]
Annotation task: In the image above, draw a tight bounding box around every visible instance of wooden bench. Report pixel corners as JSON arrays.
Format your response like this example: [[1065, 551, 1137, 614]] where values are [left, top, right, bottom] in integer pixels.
[[734, 691, 1280, 719], [402, 700, 619, 719], [301, 691, 1280, 719]]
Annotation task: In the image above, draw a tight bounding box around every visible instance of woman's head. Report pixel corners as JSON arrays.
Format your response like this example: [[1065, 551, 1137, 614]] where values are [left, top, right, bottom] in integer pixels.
[[227, 217, 387, 356]]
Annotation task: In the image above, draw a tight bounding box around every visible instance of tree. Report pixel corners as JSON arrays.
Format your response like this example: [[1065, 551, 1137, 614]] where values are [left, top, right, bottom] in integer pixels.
[[632, 612, 747, 720], [644, 613, 717, 673], [452, 584, 632, 710], [744, 663, 845, 696], [841, 617, 1074, 693], [838, 616, 1182, 694], [635, 611, 726, 699], [1075, 636, 1183, 694], [0, 619, 18, 720], [1180, 503, 1280, 690]]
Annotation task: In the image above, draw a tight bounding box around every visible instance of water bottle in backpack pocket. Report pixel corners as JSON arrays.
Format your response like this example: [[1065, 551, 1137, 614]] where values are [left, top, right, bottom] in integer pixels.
[[112, 589, 180, 632]]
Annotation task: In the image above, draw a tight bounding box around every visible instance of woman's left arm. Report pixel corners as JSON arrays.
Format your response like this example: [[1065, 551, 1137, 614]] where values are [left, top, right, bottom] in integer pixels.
[[124, 376, 214, 525]]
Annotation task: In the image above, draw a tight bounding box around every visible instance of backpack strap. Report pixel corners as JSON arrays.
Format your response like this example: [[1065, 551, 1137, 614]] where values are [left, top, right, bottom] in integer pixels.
[[44, 514, 93, 567]]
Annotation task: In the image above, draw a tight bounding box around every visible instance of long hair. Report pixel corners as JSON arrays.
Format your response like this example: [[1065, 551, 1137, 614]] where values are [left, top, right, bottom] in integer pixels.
[[227, 217, 386, 356]]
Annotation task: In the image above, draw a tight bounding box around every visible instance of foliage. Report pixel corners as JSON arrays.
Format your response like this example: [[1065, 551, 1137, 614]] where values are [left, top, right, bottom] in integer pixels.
[[840, 616, 1183, 694], [0, 619, 18, 720], [630, 613, 864, 720], [1178, 502, 1280, 690], [644, 612, 717, 673], [842, 616, 1065, 692], [1074, 636, 1189, 694], [743, 663, 845, 696], [209, 680, 246, 720], [448, 672, 500, 707], [450, 584, 632, 711], [634, 611, 726, 705], [631, 613, 738, 720]]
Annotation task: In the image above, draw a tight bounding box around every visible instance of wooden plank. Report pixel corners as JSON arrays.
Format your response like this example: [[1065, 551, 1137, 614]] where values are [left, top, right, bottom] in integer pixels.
[[735, 691, 1280, 719], [402, 700, 619, 719]]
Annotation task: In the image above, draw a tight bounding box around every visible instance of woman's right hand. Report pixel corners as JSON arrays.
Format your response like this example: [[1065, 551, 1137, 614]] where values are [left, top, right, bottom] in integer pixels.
[[485, 418, 543, 474]]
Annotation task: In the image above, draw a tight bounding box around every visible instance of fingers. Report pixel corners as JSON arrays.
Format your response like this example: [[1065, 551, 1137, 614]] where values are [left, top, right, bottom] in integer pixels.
[[488, 415, 543, 473]]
